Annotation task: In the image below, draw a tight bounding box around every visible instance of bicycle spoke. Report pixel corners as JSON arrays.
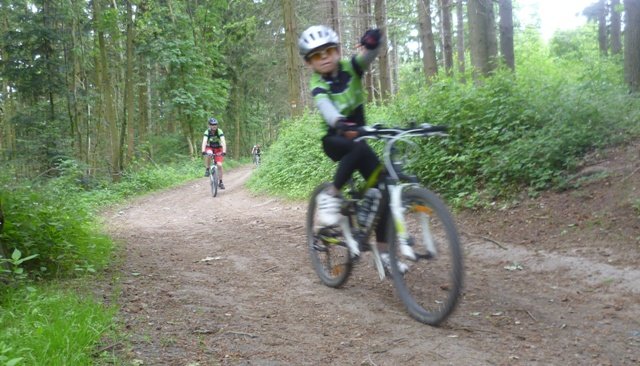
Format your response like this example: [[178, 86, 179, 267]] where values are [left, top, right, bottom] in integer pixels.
[[388, 187, 463, 325], [306, 183, 353, 288]]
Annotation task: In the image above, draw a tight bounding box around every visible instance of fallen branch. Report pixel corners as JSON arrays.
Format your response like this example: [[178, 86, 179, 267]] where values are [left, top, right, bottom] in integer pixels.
[[621, 166, 640, 183], [92, 342, 122, 355], [224, 331, 258, 338], [463, 231, 509, 250]]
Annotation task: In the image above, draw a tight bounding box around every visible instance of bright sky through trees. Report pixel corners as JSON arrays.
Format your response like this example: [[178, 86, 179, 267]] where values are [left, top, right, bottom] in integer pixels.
[[516, 0, 595, 40]]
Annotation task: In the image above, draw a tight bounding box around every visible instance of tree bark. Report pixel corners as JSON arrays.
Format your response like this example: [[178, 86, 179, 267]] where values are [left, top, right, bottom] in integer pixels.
[[456, 0, 466, 78], [610, 0, 622, 55], [359, 0, 375, 102], [624, 0, 640, 92], [0, 201, 9, 273], [124, 0, 135, 166], [328, 0, 342, 54], [468, 0, 498, 77], [498, 0, 514, 70], [418, 0, 438, 81], [440, 0, 454, 74], [598, 0, 608, 55], [93, 0, 121, 181], [375, 0, 391, 101], [0, 5, 16, 160], [282, 0, 302, 116]]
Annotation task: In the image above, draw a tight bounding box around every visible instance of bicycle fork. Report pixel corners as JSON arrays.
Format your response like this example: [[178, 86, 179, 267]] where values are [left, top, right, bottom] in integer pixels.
[[390, 184, 438, 259]]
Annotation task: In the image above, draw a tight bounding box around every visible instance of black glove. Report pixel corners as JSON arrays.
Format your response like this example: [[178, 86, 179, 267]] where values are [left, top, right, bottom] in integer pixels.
[[335, 119, 364, 139], [335, 119, 357, 132], [360, 28, 382, 50], [222, 152, 226, 156], [202, 151, 207, 156]]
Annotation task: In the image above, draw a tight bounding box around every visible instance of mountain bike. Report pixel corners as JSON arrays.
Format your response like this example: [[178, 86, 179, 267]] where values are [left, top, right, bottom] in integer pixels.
[[306, 123, 464, 326], [253, 153, 261, 167], [206, 152, 223, 197]]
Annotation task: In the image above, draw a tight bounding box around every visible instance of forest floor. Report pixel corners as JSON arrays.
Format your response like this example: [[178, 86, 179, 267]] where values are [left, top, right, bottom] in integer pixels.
[[99, 141, 640, 366]]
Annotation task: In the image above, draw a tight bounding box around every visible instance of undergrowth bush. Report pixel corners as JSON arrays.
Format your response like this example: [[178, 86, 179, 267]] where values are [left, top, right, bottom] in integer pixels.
[[0, 156, 225, 285], [248, 47, 640, 207], [0, 285, 117, 365], [246, 114, 334, 199]]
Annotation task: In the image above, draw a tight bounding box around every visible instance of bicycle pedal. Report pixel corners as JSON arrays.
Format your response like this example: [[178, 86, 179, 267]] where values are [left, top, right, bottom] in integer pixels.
[[313, 244, 328, 252], [415, 252, 434, 260], [358, 242, 372, 252]]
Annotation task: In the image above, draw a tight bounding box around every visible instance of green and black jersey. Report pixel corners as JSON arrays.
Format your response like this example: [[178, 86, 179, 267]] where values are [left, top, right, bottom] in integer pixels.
[[204, 128, 224, 148], [310, 56, 366, 127]]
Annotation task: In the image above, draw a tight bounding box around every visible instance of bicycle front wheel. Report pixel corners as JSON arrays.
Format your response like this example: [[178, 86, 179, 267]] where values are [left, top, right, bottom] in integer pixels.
[[306, 183, 353, 288], [210, 167, 218, 197], [386, 186, 463, 326]]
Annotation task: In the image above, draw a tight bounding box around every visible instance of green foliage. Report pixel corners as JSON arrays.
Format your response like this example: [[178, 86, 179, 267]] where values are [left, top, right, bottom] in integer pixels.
[[0, 249, 39, 280], [246, 113, 334, 199], [0, 153, 234, 284], [0, 285, 116, 365], [249, 42, 640, 208], [0, 182, 113, 281]]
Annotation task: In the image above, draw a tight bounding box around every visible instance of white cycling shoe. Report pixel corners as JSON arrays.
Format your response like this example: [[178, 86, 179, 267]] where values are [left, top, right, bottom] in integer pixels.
[[380, 253, 409, 275], [316, 191, 342, 227]]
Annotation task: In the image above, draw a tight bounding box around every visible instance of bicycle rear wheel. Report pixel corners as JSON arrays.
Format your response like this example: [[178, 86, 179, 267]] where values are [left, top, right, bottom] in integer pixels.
[[386, 186, 463, 325], [306, 183, 353, 287], [210, 167, 218, 197]]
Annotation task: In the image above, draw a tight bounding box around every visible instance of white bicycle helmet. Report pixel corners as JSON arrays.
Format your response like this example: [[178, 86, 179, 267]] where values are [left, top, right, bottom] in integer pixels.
[[298, 25, 339, 59]]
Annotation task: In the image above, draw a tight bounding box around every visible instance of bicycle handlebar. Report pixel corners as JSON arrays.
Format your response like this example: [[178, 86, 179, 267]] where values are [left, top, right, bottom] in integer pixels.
[[356, 123, 448, 140], [355, 123, 449, 181]]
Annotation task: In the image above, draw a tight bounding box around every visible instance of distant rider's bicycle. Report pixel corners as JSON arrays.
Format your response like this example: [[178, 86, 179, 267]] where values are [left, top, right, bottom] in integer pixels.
[[205, 152, 224, 197], [306, 123, 464, 326], [253, 153, 261, 167]]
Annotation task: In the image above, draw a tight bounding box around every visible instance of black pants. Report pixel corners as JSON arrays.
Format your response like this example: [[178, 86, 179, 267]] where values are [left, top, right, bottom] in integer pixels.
[[322, 133, 388, 242]]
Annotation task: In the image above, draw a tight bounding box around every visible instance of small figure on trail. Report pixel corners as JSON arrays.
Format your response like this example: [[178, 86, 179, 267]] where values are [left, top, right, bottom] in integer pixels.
[[201, 117, 227, 189], [251, 144, 261, 166]]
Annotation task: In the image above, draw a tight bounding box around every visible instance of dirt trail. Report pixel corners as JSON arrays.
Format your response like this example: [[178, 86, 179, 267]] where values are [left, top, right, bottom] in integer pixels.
[[103, 157, 640, 365]]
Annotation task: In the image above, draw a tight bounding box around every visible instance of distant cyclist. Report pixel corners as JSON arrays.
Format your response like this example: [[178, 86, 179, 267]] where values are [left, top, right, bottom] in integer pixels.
[[201, 117, 227, 189], [251, 144, 261, 165]]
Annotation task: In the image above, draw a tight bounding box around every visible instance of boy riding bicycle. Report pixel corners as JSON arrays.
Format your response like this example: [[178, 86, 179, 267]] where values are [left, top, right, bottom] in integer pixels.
[[298, 25, 413, 270]]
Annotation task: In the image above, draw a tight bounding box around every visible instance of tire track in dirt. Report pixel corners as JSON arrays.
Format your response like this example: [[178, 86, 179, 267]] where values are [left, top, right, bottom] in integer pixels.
[[102, 165, 640, 365]]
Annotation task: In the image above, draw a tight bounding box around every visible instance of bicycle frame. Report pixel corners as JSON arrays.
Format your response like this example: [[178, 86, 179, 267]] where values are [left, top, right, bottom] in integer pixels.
[[307, 123, 462, 325], [348, 124, 448, 279]]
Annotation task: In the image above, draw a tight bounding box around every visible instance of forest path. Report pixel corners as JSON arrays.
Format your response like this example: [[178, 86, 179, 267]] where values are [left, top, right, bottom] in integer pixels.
[[102, 162, 640, 365]]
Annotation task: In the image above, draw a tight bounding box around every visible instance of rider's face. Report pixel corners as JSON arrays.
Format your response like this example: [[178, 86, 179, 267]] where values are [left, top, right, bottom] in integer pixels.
[[306, 46, 340, 75]]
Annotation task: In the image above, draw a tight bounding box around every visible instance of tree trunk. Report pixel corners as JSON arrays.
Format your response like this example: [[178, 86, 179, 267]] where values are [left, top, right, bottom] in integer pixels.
[[390, 32, 399, 95], [440, 0, 454, 74], [93, 0, 121, 181], [498, 0, 514, 70], [375, 0, 391, 101], [69, 5, 84, 162], [456, 0, 466, 78], [282, 0, 303, 116], [0, 5, 16, 160], [468, 0, 498, 77], [124, 0, 135, 166], [0, 201, 9, 273], [418, 0, 438, 81], [328, 0, 342, 54], [359, 0, 374, 102], [598, 0, 608, 55], [624, 0, 640, 92], [138, 57, 150, 152], [611, 0, 622, 55], [43, 0, 56, 126]]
